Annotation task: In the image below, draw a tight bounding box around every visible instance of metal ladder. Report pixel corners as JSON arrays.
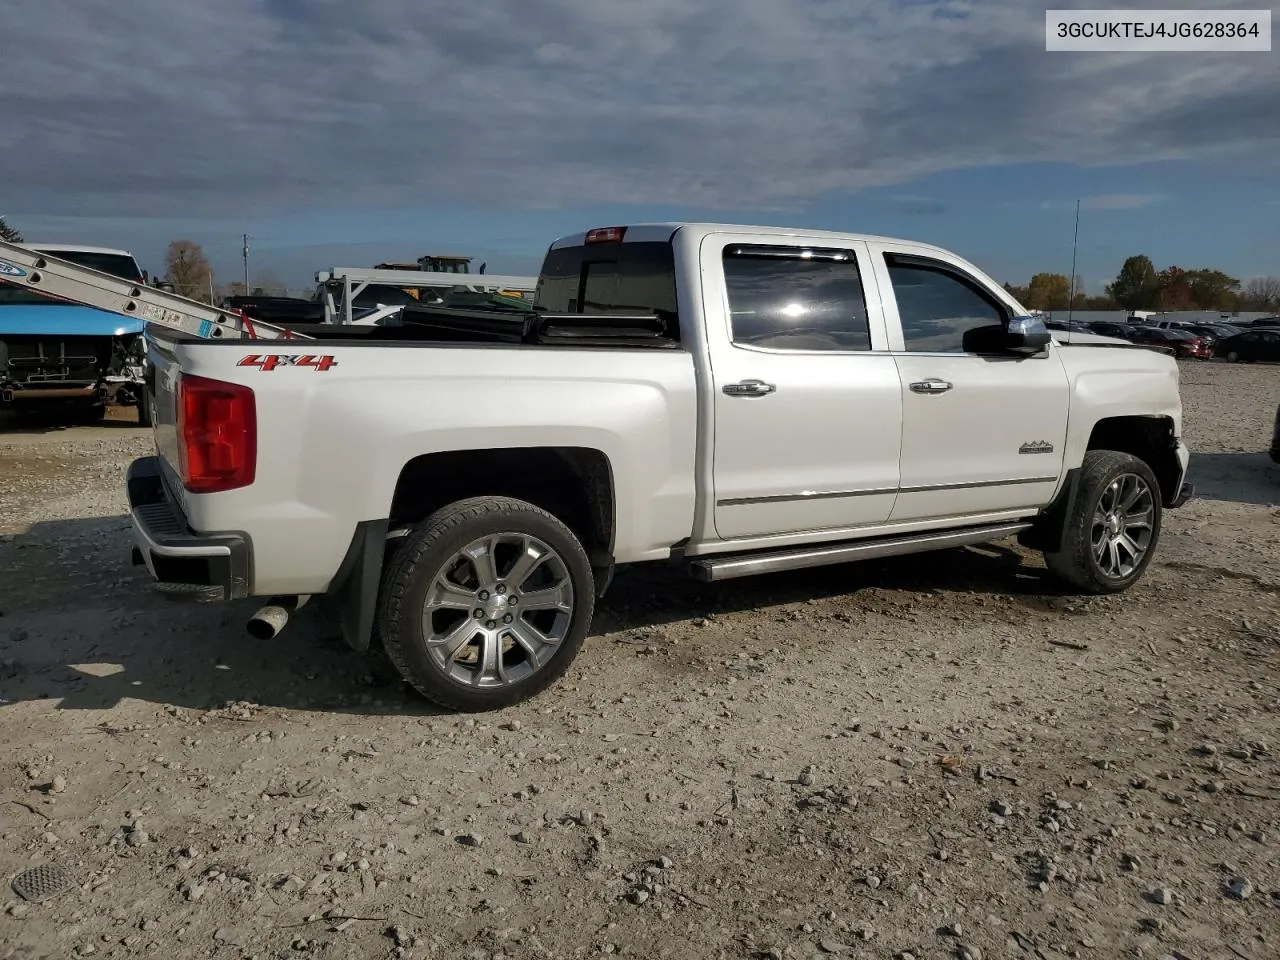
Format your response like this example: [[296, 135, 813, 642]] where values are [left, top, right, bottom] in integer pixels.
[[0, 239, 310, 341]]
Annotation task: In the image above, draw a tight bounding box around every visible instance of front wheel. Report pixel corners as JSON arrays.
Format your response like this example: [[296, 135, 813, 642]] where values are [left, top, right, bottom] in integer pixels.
[[1043, 450, 1162, 594], [376, 496, 595, 711]]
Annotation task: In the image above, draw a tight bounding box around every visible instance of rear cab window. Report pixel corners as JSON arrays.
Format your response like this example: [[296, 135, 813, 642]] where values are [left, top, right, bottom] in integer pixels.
[[535, 230, 680, 341]]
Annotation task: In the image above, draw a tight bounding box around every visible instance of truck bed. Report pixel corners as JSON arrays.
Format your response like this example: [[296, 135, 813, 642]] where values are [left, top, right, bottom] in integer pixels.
[[269, 305, 681, 350], [140, 318, 700, 598]]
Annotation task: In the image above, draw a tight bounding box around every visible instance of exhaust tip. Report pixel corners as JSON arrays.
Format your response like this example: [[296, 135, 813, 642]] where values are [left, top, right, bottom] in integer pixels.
[[246, 613, 283, 641], [245, 595, 309, 640]]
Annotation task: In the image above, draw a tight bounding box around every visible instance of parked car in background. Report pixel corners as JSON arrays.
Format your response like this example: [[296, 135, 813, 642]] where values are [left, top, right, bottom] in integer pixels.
[[0, 244, 153, 422], [1127, 326, 1212, 359], [1214, 329, 1280, 363], [1043, 318, 1096, 339], [1086, 321, 1137, 340], [1180, 323, 1242, 343]]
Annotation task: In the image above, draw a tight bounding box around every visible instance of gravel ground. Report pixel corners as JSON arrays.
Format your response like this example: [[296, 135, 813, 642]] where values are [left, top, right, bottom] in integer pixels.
[[1, 362, 1278, 960]]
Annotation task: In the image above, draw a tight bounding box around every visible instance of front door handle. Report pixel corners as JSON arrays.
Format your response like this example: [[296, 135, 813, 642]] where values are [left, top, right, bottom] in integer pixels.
[[723, 379, 776, 397], [909, 378, 953, 394]]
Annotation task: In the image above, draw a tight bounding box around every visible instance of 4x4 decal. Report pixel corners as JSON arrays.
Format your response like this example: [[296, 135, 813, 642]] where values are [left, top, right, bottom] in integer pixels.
[[238, 354, 338, 372]]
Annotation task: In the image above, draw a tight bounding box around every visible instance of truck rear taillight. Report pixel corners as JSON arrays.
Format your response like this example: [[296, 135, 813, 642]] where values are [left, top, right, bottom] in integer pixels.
[[176, 374, 256, 493]]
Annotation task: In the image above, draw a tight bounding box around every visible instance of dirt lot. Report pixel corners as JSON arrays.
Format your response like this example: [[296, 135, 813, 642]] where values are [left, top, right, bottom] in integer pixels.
[[1, 363, 1278, 960]]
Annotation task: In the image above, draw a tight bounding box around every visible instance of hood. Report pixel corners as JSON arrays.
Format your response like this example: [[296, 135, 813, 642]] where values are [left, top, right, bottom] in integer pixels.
[[0, 304, 146, 337], [1051, 329, 1130, 346]]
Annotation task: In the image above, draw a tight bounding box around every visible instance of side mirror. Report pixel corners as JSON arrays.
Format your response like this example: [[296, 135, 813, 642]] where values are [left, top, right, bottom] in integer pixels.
[[1004, 315, 1051, 354]]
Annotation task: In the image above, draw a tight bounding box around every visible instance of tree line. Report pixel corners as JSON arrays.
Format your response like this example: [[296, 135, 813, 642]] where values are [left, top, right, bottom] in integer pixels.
[[1005, 255, 1280, 313], [5, 215, 1276, 314]]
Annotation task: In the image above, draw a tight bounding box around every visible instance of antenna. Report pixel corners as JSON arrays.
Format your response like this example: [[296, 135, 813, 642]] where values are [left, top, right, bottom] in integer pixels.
[[1067, 199, 1080, 327]]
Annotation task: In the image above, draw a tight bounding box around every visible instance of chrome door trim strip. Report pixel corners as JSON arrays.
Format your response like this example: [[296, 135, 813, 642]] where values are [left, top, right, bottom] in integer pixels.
[[717, 475, 1058, 507]]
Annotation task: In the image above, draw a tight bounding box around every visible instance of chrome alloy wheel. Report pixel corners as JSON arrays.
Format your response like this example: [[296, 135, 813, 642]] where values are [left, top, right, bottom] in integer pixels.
[[1090, 473, 1155, 580], [421, 532, 574, 688]]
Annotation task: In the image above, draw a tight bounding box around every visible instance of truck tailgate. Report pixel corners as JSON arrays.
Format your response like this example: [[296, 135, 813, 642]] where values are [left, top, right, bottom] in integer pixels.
[[143, 330, 183, 482]]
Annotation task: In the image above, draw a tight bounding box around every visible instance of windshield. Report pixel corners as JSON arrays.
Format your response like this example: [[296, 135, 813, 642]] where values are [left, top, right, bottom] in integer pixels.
[[43, 250, 143, 280], [0, 248, 143, 307]]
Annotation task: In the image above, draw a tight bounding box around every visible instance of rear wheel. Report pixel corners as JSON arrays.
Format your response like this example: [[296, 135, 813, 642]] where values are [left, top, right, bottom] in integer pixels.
[[376, 496, 594, 711], [1043, 450, 1162, 594]]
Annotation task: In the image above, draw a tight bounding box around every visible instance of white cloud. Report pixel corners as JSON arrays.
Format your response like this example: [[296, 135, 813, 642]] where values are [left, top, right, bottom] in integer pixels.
[[1042, 194, 1166, 211], [0, 0, 1276, 218], [1082, 194, 1166, 210]]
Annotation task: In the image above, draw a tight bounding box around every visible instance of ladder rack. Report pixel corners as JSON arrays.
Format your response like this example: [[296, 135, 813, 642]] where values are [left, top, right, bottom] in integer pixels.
[[0, 239, 309, 341], [314, 266, 537, 325]]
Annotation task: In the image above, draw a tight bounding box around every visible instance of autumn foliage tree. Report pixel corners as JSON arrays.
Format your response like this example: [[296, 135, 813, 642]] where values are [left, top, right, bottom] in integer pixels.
[[1184, 269, 1239, 309], [1157, 266, 1192, 310], [1106, 255, 1160, 310], [0, 216, 22, 243], [1025, 273, 1072, 310], [164, 240, 214, 303]]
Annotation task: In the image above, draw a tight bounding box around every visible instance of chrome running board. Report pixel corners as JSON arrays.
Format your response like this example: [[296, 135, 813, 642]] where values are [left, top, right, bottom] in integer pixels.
[[688, 522, 1032, 582]]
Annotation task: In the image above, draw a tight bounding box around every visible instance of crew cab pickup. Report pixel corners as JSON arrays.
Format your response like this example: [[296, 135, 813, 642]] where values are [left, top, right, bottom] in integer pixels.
[[127, 222, 1193, 711]]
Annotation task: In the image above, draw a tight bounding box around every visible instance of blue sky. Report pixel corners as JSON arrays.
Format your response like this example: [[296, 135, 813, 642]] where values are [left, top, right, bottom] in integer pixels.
[[2, 0, 1277, 295]]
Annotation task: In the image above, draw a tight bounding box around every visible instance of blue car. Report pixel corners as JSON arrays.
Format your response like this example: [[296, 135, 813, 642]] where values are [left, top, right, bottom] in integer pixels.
[[0, 244, 152, 423]]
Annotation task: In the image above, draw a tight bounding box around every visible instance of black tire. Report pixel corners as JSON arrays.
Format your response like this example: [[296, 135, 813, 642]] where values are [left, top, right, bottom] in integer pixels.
[[1043, 450, 1163, 594], [376, 496, 595, 711], [78, 402, 108, 423]]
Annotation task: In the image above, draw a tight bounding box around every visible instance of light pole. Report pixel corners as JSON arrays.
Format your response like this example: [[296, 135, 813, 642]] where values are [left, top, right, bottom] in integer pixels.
[[242, 233, 250, 294]]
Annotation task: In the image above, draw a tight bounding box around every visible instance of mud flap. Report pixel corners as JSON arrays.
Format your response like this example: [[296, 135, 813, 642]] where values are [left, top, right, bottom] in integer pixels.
[[325, 519, 389, 653], [1017, 468, 1080, 554]]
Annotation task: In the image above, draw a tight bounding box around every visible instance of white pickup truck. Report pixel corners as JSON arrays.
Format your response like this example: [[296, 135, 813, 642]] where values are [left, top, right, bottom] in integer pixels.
[[127, 222, 1193, 711]]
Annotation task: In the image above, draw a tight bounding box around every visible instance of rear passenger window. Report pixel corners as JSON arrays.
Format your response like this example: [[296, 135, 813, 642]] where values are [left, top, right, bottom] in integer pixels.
[[723, 246, 871, 351], [886, 257, 1007, 353]]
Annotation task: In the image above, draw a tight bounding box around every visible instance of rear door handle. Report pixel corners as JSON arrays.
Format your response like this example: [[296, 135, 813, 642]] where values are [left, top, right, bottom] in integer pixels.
[[723, 379, 776, 397], [909, 378, 953, 394]]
